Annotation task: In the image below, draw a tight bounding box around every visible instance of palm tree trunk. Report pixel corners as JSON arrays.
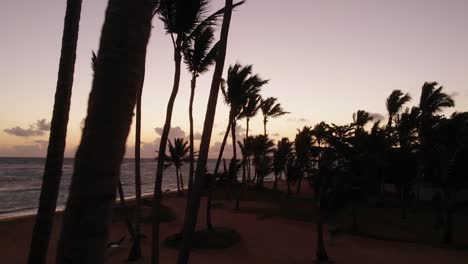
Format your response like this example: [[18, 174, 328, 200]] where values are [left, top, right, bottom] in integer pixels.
[[128, 88, 143, 261], [55, 1, 152, 261], [188, 74, 197, 192], [263, 118, 267, 136], [246, 118, 251, 182], [177, 1, 234, 262], [117, 178, 135, 238], [28, 1, 82, 263], [273, 173, 278, 191], [231, 119, 237, 161], [176, 167, 181, 194], [214, 114, 233, 173], [152, 38, 183, 264], [179, 171, 184, 191]]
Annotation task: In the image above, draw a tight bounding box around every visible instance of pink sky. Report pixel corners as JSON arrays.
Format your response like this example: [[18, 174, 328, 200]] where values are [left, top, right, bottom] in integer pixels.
[[1, 0, 467, 158]]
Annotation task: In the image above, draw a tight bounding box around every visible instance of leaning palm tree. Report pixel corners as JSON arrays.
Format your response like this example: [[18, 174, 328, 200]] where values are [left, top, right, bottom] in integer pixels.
[[28, 1, 82, 263], [55, 1, 153, 262], [214, 64, 268, 172], [178, 1, 245, 263], [418, 82, 455, 140], [153, 1, 234, 262], [183, 26, 219, 191], [260, 97, 289, 136], [352, 110, 373, 135], [386, 89, 411, 130], [163, 138, 191, 194]]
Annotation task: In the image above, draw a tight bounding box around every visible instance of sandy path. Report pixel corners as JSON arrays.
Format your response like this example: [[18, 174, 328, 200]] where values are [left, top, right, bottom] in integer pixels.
[[1, 182, 468, 263]]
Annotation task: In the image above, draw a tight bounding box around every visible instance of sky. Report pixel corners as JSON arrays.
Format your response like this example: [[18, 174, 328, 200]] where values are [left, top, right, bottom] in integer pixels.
[[1, 0, 467, 158]]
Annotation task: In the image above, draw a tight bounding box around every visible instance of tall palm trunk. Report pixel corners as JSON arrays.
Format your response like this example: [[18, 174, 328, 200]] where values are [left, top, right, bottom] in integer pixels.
[[246, 118, 251, 182], [152, 37, 183, 264], [263, 118, 267, 136], [28, 1, 82, 263], [214, 112, 233, 173], [231, 119, 237, 160], [128, 88, 143, 261], [176, 167, 181, 193], [188, 73, 197, 191], [178, 1, 235, 262], [56, 0, 152, 262]]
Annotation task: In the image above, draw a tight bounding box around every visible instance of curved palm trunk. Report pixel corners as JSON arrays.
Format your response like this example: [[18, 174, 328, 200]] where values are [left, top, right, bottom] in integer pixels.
[[55, 1, 152, 261], [28, 1, 82, 263], [214, 113, 233, 173], [128, 88, 143, 261], [188, 74, 197, 192], [117, 178, 135, 238], [152, 39, 183, 264], [177, 1, 234, 262]]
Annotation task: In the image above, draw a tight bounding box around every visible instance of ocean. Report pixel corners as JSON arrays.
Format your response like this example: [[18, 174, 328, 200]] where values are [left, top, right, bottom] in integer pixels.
[[0, 157, 218, 220]]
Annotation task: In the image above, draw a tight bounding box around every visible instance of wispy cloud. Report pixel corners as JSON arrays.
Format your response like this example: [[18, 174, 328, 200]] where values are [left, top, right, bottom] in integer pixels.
[[3, 119, 51, 137]]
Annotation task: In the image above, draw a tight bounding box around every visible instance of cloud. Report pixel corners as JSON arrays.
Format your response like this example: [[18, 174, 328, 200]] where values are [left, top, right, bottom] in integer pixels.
[[287, 117, 309, 123], [35, 119, 51, 131], [3, 119, 51, 137], [369, 113, 385, 122], [4, 126, 45, 137]]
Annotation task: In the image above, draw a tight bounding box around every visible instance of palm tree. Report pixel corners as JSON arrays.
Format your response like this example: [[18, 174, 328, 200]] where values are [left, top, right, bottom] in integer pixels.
[[418, 82, 455, 141], [214, 64, 267, 172], [240, 93, 261, 139], [386, 90, 411, 130], [294, 126, 313, 194], [251, 135, 275, 188], [352, 110, 373, 137], [163, 138, 190, 194], [28, 1, 82, 263], [152, 1, 232, 262], [184, 26, 219, 191], [178, 1, 245, 263], [55, 0, 153, 262], [273, 138, 294, 191], [260, 97, 289, 136]]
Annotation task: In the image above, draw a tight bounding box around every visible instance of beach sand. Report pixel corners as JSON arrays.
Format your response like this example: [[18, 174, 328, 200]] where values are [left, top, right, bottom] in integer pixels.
[[1, 181, 468, 264]]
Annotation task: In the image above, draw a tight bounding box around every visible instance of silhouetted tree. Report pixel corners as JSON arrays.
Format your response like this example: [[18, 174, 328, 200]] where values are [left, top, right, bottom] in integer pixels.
[[214, 64, 267, 171], [294, 126, 313, 194], [28, 1, 82, 263], [177, 1, 245, 263], [163, 138, 190, 194], [386, 90, 411, 135], [260, 97, 288, 136], [55, 0, 153, 262], [251, 135, 275, 188], [273, 138, 294, 191], [152, 1, 229, 262], [183, 26, 219, 191]]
